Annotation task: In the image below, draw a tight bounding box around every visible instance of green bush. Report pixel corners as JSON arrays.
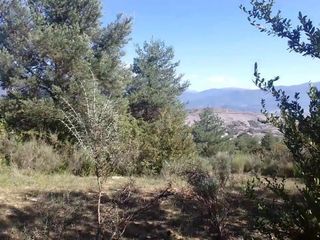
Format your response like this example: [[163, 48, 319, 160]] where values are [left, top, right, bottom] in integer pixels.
[[231, 153, 261, 174], [160, 152, 232, 182], [261, 132, 278, 151], [261, 160, 294, 178], [0, 131, 97, 175], [212, 152, 232, 185], [260, 142, 294, 178], [161, 157, 211, 179], [62, 146, 95, 176], [0, 120, 13, 166], [231, 154, 247, 174], [8, 138, 62, 173], [162, 159, 193, 178], [137, 107, 197, 175], [184, 161, 230, 239], [260, 163, 277, 177], [233, 133, 261, 153]]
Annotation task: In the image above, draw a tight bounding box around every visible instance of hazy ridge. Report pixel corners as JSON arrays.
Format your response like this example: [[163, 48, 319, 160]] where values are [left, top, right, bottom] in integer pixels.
[[181, 82, 320, 112]]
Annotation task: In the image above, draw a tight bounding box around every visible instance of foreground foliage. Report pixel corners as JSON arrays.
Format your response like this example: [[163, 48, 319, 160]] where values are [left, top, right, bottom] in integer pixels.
[[242, 1, 320, 239]]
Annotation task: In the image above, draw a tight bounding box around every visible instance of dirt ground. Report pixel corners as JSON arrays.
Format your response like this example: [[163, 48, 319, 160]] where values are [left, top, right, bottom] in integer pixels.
[[0, 169, 292, 239]]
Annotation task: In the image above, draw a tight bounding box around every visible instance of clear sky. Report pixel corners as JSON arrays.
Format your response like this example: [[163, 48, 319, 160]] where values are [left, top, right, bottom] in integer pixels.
[[101, 0, 320, 91]]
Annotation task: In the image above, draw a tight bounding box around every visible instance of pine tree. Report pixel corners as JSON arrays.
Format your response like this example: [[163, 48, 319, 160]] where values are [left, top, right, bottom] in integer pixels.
[[192, 108, 226, 157], [128, 39, 189, 122], [0, 0, 132, 134], [126, 39, 195, 173]]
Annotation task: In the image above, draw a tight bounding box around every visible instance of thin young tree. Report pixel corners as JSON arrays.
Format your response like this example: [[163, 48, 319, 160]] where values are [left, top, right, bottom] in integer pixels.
[[59, 74, 119, 239]]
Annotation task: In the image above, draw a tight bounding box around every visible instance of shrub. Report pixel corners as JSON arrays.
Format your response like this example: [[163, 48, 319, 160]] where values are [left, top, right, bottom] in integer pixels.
[[261, 132, 278, 151], [160, 152, 232, 185], [9, 138, 62, 173], [260, 142, 294, 178], [212, 152, 232, 186], [234, 133, 261, 153], [62, 146, 95, 176], [179, 153, 232, 239], [261, 159, 294, 178], [243, 158, 254, 173], [231, 154, 246, 174], [260, 163, 277, 177], [184, 166, 230, 239], [0, 134, 14, 167], [161, 159, 197, 178], [231, 153, 261, 174], [137, 107, 197, 175], [111, 115, 142, 176]]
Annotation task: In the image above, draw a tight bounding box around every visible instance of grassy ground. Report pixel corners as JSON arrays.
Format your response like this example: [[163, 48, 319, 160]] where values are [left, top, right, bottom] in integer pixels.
[[0, 167, 299, 240]]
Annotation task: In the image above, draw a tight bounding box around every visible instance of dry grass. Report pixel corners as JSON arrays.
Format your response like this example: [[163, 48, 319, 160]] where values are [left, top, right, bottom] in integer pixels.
[[0, 167, 186, 192], [0, 167, 301, 239], [0, 167, 95, 191]]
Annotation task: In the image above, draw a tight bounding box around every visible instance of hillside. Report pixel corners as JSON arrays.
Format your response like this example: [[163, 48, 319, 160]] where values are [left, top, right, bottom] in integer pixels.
[[187, 108, 279, 138], [181, 82, 320, 112]]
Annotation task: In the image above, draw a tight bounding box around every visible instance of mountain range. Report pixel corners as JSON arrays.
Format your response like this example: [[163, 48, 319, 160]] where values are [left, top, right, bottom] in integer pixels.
[[180, 82, 320, 112]]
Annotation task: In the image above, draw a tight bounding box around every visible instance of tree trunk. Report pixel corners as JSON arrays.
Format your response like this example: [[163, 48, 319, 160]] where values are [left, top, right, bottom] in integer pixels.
[[96, 176, 102, 240]]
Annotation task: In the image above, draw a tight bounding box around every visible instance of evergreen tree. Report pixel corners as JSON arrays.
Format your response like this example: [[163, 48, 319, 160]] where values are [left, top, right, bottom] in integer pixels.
[[242, 1, 320, 239], [0, 0, 132, 134], [138, 105, 196, 174], [128, 39, 189, 122], [234, 133, 260, 154], [192, 108, 226, 157], [126, 39, 195, 173]]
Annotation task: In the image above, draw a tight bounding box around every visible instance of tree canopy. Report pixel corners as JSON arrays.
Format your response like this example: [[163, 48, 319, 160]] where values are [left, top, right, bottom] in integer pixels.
[[128, 40, 189, 122], [0, 0, 132, 136]]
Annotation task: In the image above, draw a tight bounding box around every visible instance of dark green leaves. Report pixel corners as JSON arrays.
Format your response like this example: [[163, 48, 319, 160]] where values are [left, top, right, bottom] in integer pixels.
[[243, 1, 320, 238]]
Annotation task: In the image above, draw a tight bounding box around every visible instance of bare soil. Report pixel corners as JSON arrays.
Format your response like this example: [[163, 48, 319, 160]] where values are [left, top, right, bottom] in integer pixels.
[[0, 170, 290, 239]]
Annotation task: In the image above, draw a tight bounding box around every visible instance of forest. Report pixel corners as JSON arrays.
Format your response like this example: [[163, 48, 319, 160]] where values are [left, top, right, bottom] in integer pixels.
[[0, 0, 319, 239]]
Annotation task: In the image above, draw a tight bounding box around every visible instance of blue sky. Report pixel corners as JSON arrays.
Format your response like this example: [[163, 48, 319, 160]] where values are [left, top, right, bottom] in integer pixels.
[[101, 0, 320, 91]]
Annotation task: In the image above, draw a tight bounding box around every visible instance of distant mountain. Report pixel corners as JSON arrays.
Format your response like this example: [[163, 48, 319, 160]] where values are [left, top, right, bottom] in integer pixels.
[[180, 82, 320, 112]]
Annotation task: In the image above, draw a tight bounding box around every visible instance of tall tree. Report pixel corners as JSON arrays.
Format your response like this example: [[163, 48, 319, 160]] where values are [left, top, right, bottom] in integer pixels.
[[242, 1, 320, 239], [128, 39, 189, 122], [0, 0, 132, 134], [127, 40, 195, 173]]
